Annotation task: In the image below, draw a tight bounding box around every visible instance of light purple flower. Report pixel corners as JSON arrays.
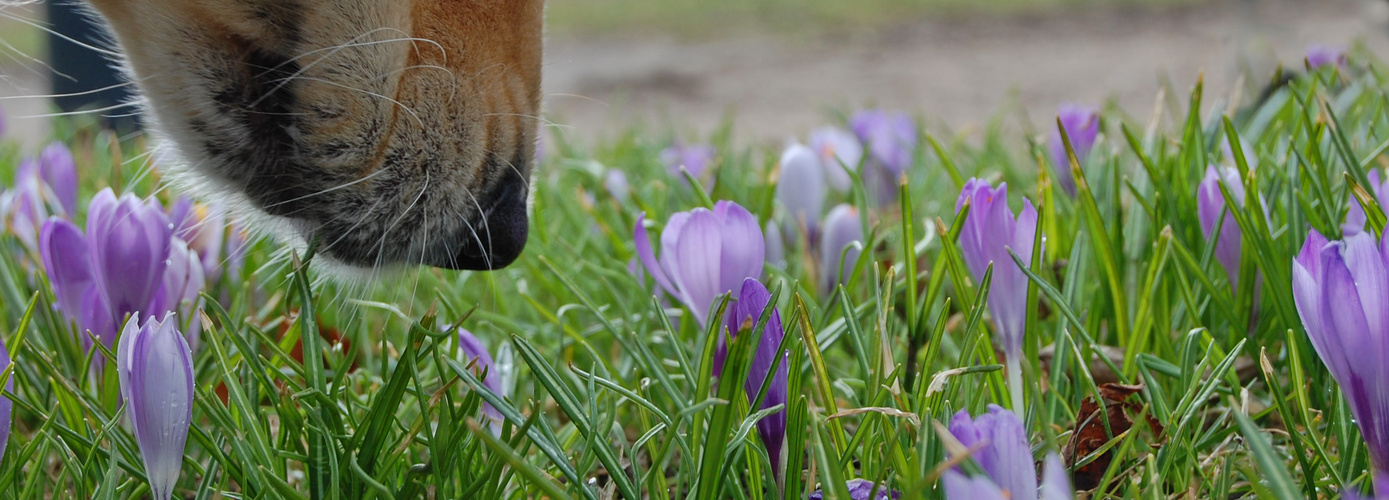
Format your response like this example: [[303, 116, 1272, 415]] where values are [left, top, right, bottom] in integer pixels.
[[776, 143, 827, 241], [38, 142, 78, 215], [457, 327, 504, 434], [955, 179, 1039, 358], [0, 333, 12, 462], [808, 126, 863, 192], [634, 200, 764, 327], [40, 218, 94, 326], [154, 239, 206, 351], [1345, 170, 1389, 236], [808, 479, 901, 500], [169, 197, 228, 285], [86, 188, 172, 327], [116, 312, 193, 500], [660, 142, 717, 180], [603, 169, 630, 203], [1048, 104, 1100, 195], [820, 204, 863, 292], [764, 220, 785, 269], [1306, 44, 1347, 69], [1292, 229, 1389, 491], [849, 110, 916, 175], [1198, 166, 1248, 289], [850, 110, 917, 206], [942, 452, 1072, 500], [949, 405, 1036, 498], [722, 279, 789, 476], [3, 178, 47, 253]]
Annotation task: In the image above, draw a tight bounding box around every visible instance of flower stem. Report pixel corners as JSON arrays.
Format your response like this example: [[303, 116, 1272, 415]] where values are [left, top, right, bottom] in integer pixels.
[[1006, 355, 1025, 415]]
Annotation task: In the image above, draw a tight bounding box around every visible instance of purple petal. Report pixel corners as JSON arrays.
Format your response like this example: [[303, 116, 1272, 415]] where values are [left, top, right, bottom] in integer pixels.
[[670, 210, 725, 326], [603, 169, 630, 203], [1306, 44, 1347, 69], [949, 405, 1037, 498], [457, 327, 504, 433], [40, 218, 93, 323], [1047, 104, 1099, 195], [1039, 452, 1073, 500], [0, 333, 12, 462], [764, 220, 785, 269], [713, 201, 765, 296], [942, 471, 1007, 500]]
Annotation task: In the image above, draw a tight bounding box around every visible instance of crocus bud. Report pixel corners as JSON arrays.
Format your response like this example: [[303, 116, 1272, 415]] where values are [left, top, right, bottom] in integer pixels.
[[659, 142, 717, 180], [38, 142, 78, 215], [809, 479, 901, 500], [808, 126, 863, 192], [40, 218, 94, 325], [1047, 104, 1099, 196], [0, 334, 12, 462], [819, 204, 863, 292], [117, 312, 194, 500], [776, 143, 827, 241], [603, 169, 630, 203], [1344, 169, 1389, 236], [722, 279, 788, 477], [1197, 166, 1247, 289], [86, 188, 172, 327], [457, 328, 504, 434], [1292, 230, 1389, 492], [153, 239, 206, 351], [634, 200, 764, 327], [764, 220, 785, 269], [955, 179, 1039, 359], [948, 405, 1036, 498], [1306, 44, 1347, 69]]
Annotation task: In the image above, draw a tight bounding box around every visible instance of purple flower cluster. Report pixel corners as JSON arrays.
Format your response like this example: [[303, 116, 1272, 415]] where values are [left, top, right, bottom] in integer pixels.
[[2, 142, 78, 254], [40, 189, 207, 366]]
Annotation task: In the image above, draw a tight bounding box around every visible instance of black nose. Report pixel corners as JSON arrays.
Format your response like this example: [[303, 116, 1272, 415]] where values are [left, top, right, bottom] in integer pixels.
[[441, 176, 529, 271]]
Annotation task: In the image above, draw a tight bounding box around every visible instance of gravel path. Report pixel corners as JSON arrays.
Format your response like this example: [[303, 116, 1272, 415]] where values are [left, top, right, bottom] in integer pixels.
[[542, 0, 1389, 144]]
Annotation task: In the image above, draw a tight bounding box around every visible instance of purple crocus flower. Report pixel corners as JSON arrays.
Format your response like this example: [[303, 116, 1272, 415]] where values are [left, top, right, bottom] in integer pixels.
[[942, 452, 1072, 500], [1306, 44, 1347, 69], [808, 479, 901, 500], [849, 110, 916, 175], [40, 218, 94, 325], [603, 169, 630, 203], [776, 143, 827, 242], [764, 220, 785, 269], [949, 405, 1036, 498], [955, 180, 1038, 358], [1047, 104, 1100, 196], [849, 110, 917, 206], [3, 179, 47, 255], [633, 200, 764, 327], [38, 142, 78, 215], [722, 279, 789, 478], [660, 142, 717, 180], [116, 312, 193, 500], [1292, 229, 1389, 491], [1345, 170, 1389, 236], [0, 334, 12, 462], [808, 126, 863, 192], [820, 204, 863, 292], [86, 188, 172, 327], [154, 239, 206, 351], [169, 197, 228, 285], [457, 327, 504, 434], [1198, 166, 1248, 289]]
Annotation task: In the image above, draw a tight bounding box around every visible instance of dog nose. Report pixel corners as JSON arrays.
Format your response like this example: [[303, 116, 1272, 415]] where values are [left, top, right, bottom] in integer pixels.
[[436, 174, 529, 271]]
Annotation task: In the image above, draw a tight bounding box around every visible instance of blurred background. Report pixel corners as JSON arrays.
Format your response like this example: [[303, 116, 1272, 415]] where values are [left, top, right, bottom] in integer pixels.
[[1, 0, 1387, 148]]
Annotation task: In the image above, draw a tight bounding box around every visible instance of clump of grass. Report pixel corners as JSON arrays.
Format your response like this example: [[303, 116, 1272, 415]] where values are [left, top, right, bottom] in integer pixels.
[[0, 48, 1379, 499]]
